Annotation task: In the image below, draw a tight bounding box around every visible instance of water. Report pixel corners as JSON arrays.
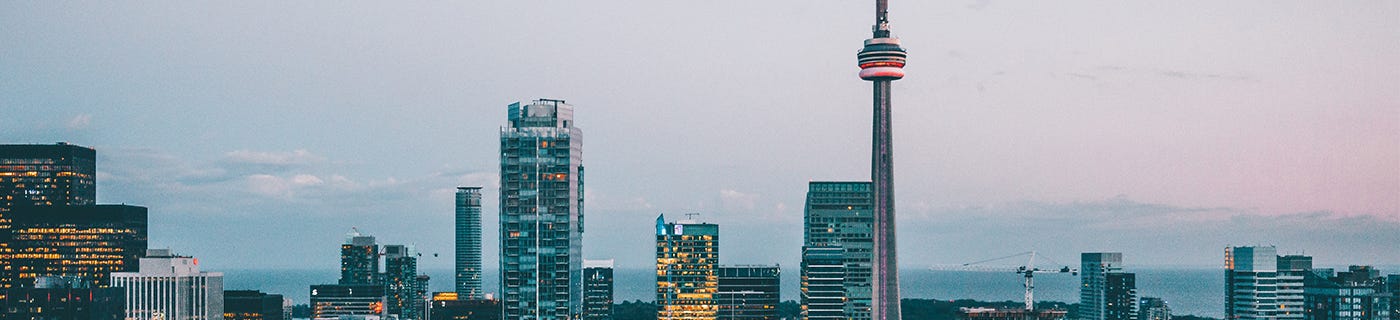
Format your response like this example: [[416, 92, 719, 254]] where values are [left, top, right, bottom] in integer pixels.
[[224, 267, 1224, 318]]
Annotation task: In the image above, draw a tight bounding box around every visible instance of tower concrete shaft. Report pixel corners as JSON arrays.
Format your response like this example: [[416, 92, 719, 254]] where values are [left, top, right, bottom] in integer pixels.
[[859, 0, 906, 319]]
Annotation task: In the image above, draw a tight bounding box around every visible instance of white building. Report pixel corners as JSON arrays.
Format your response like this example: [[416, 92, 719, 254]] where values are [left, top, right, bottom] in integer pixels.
[[1225, 246, 1307, 320], [111, 249, 225, 320]]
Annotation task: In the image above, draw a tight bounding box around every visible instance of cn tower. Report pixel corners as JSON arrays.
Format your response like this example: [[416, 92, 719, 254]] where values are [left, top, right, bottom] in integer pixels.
[[858, 0, 907, 319]]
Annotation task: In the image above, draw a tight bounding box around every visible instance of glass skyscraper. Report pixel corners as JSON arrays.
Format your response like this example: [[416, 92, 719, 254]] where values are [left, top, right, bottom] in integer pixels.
[[340, 232, 379, 285], [655, 214, 719, 320], [500, 99, 585, 319], [1, 204, 147, 289], [456, 186, 483, 299], [384, 244, 422, 320], [801, 181, 873, 320], [0, 143, 96, 211]]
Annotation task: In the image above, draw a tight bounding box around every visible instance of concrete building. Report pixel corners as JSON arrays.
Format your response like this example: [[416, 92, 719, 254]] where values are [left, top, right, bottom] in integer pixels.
[[455, 186, 484, 299], [801, 181, 873, 320], [801, 246, 845, 320], [310, 284, 386, 320], [1138, 297, 1170, 320], [655, 214, 719, 320], [1074, 253, 1139, 320], [958, 307, 1068, 320], [0, 276, 125, 319], [583, 259, 614, 320], [2, 204, 147, 289], [1303, 266, 1390, 320], [500, 99, 586, 319], [384, 244, 423, 320], [717, 265, 781, 320], [341, 231, 379, 286], [1225, 246, 1306, 320], [110, 249, 224, 320], [225, 290, 285, 320], [0, 142, 96, 211]]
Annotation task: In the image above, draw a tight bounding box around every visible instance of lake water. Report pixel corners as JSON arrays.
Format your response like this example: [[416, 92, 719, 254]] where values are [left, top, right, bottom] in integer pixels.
[[224, 267, 1225, 318]]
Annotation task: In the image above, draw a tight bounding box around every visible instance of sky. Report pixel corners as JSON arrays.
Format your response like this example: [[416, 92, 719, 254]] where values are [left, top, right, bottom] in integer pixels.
[[1, 1, 1397, 272]]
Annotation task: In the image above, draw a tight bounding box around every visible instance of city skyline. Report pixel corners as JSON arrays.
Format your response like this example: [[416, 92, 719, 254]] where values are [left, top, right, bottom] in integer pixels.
[[2, 0, 1397, 274]]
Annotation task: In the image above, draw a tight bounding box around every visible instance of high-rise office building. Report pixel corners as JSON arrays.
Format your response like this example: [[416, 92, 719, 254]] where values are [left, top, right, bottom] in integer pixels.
[[341, 231, 379, 285], [1138, 297, 1170, 320], [1105, 272, 1137, 320], [1, 204, 147, 289], [310, 284, 386, 320], [456, 186, 484, 299], [111, 249, 224, 320], [1082, 253, 1133, 320], [801, 181, 873, 319], [1303, 266, 1391, 320], [0, 276, 126, 320], [802, 246, 845, 320], [1225, 246, 1306, 320], [717, 265, 781, 320], [656, 214, 718, 320], [500, 98, 586, 319], [0, 143, 96, 211], [225, 290, 286, 320], [583, 259, 614, 320], [385, 244, 423, 320]]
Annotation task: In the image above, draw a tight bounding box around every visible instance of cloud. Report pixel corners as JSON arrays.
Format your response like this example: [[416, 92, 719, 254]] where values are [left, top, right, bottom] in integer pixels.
[[66, 114, 92, 130], [719, 189, 760, 212], [222, 149, 326, 172]]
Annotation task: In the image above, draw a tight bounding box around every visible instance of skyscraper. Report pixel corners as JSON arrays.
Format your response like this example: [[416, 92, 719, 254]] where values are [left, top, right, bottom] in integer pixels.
[[583, 259, 614, 320], [341, 230, 379, 286], [655, 214, 719, 320], [855, 0, 909, 317], [456, 186, 484, 299], [717, 265, 781, 320], [801, 246, 846, 320], [385, 244, 423, 320], [500, 98, 586, 319], [801, 181, 873, 319], [111, 249, 224, 320], [1081, 252, 1125, 320], [1, 204, 147, 289], [1225, 246, 1306, 320], [0, 143, 96, 211]]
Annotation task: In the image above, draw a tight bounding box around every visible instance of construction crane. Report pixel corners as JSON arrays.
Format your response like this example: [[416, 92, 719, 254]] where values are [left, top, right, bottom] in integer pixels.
[[930, 251, 1078, 311]]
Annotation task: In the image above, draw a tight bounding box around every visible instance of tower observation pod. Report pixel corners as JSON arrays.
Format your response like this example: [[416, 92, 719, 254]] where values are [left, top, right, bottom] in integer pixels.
[[858, 38, 907, 80]]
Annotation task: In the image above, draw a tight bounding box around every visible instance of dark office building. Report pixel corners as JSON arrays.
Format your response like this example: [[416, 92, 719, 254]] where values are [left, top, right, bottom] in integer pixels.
[[340, 232, 379, 285], [0, 277, 125, 319], [0, 143, 96, 211], [1105, 272, 1138, 320], [384, 244, 423, 320], [225, 290, 285, 320], [717, 265, 781, 320], [310, 284, 386, 319], [583, 260, 614, 320], [430, 292, 501, 320], [1, 205, 147, 289]]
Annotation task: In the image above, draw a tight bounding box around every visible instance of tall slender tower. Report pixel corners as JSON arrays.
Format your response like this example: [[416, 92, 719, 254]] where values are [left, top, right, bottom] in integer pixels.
[[857, 1, 908, 319], [455, 186, 483, 299]]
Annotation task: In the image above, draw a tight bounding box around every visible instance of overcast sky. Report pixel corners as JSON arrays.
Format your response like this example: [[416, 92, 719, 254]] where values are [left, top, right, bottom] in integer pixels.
[[2, 1, 1397, 272]]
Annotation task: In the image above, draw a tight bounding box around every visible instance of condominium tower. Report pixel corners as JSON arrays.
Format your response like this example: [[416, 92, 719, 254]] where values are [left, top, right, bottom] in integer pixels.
[[500, 99, 586, 319], [1224, 246, 1306, 320], [456, 186, 484, 299], [801, 181, 873, 320], [1082, 252, 1138, 320], [340, 231, 378, 285], [655, 214, 718, 320], [384, 244, 423, 320], [111, 249, 224, 320]]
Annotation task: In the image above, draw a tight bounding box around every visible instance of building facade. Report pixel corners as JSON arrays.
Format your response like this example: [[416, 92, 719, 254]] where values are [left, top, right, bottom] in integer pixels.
[[801, 246, 845, 320], [801, 181, 873, 320], [500, 99, 586, 319], [384, 244, 423, 320], [110, 249, 224, 320], [2, 204, 147, 289], [717, 265, 781, 320], [1225, 246, 1306, 320], [430, 292, 501, 320], [225, 290, 285, 320], [583, 259, 614, 320], [0, 276, 125, 320], [656, 215, 718, 320], [456, 186, 484, 299], [1139, 297, 1171, 320], [0, 143, 96, 211], [1105, 272, 1138, 320], [1303, 266, 1390, 320], [1082, 252, 1125, 320], [341, 232, 379, 286], [310, 284, 386, 320]]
